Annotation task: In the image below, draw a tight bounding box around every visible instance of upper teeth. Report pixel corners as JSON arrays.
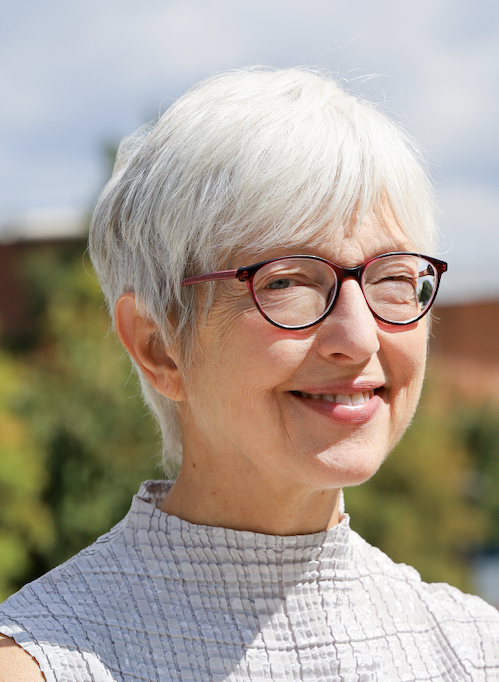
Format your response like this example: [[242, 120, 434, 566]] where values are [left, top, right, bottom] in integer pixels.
[[296, 391, 374, 405]]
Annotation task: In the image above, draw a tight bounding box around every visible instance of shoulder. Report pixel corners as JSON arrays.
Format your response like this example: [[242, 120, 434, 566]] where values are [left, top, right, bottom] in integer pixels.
[[349, 529, 499, 672], [0, 635, 44, 682], [417, 579, 499, 666], [0, 515, 135, 682]]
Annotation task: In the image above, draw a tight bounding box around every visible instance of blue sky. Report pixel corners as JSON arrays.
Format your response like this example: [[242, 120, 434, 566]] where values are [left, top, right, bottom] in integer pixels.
[[1, 0, 499, 301]]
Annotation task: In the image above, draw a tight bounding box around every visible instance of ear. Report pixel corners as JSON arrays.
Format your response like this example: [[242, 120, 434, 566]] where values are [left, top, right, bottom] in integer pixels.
[[114, 292, 186, 402]]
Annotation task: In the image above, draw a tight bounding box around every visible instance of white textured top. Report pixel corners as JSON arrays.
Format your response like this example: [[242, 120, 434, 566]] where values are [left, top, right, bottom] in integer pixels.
[[1, 480, 499, 682]]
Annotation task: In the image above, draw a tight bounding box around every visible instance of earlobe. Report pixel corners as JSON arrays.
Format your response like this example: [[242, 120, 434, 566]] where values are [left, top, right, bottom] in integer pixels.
[[114, 293, 186, 402]]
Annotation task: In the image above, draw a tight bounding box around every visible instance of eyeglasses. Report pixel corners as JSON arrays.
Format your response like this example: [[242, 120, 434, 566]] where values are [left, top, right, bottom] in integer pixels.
[[181, 252, 448, 330]]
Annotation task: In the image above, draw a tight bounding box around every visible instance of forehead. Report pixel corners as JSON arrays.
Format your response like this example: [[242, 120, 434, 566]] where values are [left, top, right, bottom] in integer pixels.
[[234, 211, 414, 269], [332, 214, 413, 266]]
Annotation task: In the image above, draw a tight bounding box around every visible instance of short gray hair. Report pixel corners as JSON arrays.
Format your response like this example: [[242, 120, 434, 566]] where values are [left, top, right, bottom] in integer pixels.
[[89, 67, 437, 469]]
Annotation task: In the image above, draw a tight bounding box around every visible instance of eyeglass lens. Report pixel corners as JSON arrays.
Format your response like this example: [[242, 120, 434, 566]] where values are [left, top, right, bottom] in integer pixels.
[[251, 255, 438, 327]]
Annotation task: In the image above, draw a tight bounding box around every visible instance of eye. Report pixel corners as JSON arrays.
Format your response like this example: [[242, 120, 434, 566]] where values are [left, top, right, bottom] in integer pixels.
[[366, 263, 418, 288], [370, 276, 417, 295], [268, 278, 294, 290], [378, 274, 416, 286]]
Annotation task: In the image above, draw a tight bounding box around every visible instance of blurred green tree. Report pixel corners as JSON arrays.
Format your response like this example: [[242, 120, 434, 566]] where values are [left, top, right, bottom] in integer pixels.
[[459, 407, 499, 549], [0, 350, 54, 600], [1, 242, 160, 591]]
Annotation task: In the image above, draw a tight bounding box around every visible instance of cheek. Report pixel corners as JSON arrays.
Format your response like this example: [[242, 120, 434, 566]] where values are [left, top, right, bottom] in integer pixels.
[[385, 323, 427, 417], [188, 314, 314, 416]]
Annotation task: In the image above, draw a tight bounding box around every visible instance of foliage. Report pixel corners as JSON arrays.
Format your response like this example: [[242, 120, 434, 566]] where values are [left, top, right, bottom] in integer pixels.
[[458, 407, 499, 548], [0, 351, 54, 600], [0, 242, 160, 595]]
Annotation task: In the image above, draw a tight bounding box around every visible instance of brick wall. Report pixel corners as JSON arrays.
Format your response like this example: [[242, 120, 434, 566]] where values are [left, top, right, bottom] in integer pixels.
[[431, 301, 499, 365]]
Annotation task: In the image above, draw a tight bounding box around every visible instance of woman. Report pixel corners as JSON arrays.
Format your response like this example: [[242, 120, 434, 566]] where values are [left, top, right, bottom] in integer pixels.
[[1, 68, 498, 681]]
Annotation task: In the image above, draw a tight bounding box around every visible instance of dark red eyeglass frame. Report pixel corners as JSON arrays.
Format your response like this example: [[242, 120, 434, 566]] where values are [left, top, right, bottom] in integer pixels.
[[181, 252, 448, 329]]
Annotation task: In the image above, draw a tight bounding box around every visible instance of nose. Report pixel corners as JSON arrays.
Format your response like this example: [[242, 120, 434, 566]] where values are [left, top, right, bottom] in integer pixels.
[[315, 278, 380, 363]]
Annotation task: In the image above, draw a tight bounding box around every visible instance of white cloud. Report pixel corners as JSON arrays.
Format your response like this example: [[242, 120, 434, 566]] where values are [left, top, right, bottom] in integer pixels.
[[0, 206, 88, 243], [436, 182, 499, 302]]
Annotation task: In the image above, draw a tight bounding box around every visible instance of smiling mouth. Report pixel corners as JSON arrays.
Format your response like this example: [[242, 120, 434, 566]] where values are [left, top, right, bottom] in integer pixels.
[[291, 389, 376, 405]]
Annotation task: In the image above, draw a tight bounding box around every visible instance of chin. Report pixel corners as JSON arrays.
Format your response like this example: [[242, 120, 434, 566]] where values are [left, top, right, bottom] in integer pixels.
[[313, 446, 387, 489]]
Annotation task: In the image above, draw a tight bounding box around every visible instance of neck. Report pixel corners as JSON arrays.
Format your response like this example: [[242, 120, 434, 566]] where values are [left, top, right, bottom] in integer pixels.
[[159, 455, 342, 536]]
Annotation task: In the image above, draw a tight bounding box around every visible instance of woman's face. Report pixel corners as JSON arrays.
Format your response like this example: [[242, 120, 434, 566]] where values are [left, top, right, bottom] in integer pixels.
[[178, 214, 428, 503]]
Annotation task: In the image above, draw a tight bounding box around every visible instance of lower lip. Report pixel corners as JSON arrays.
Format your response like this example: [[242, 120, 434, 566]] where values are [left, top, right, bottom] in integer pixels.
[[291, 392, 383, 424]]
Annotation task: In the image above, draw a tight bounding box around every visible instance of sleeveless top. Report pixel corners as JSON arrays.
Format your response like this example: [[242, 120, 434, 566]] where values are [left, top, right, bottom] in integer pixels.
[[1, 480, 498, 682]]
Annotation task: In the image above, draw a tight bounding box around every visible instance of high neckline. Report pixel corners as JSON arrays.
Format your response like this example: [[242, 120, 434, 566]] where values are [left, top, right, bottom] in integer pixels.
[[130, 479, 354, 564]]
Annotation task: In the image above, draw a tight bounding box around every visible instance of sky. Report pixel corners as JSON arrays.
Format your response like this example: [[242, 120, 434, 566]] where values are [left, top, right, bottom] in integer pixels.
[[1, 0, 499, 302]]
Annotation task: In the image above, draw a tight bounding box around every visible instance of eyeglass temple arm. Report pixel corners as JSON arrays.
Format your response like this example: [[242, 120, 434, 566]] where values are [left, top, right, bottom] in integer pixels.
[[181, 269, 239, 287], [419, 261, 448, 277]]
